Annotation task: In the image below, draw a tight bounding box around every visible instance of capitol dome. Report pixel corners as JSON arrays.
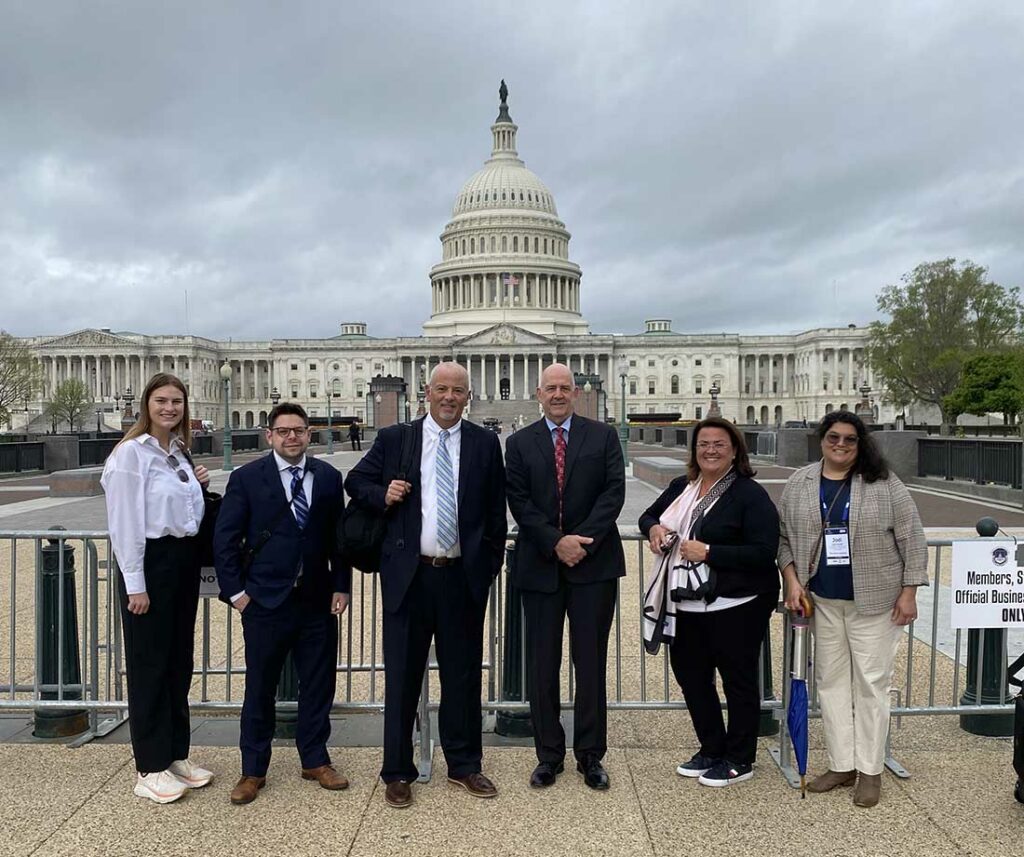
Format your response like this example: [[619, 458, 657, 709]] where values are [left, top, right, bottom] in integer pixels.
[[423, 83, 588, 338]]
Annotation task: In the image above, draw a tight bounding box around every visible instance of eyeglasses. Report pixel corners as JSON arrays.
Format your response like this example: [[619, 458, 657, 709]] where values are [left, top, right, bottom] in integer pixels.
[[271, 426, 308, 438], [696, 441, 730, 451], [825, 431, 859, 447], [165, 454, 189, 483]]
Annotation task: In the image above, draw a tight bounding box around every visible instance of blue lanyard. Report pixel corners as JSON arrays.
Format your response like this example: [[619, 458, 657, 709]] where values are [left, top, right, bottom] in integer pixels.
[[819, 478, 850, 526]]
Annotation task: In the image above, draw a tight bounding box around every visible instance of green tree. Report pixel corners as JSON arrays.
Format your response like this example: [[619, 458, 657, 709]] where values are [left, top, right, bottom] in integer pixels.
[[46, 378, 91, 432], [0, 331, 41, 428], [944, 351, 1024, 425], [869, 259, 1024, 430]]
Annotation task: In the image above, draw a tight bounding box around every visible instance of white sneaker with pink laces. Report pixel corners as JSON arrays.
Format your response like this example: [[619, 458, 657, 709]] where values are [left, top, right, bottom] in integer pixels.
[[169, 758, 214, 788]]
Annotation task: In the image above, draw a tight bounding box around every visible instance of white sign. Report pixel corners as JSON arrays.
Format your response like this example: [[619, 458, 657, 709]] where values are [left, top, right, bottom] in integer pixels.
[[199, 565, 221, 599], [950, 539, 1024, 628]]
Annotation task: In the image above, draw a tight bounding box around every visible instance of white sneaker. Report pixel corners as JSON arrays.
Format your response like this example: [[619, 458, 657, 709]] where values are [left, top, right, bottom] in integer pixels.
[[134, 770, 188, 804], [169, 758, 214, 788]]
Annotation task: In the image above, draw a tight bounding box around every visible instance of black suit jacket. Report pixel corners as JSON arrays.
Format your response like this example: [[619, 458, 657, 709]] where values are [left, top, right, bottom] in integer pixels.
[[213, 453, 351, 610], [638, 475, 781, 599], [505, 414, 626, 593], [344, 417, 508, 614]]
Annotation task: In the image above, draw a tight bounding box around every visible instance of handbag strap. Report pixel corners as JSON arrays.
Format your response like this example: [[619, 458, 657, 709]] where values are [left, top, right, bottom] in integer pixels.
[[396, 422, 416, 480], [686, 469, 736, 538]]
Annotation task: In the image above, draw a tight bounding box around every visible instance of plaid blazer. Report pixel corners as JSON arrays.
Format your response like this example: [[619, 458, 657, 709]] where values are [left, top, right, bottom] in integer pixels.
[[777, 463, 928, 615]]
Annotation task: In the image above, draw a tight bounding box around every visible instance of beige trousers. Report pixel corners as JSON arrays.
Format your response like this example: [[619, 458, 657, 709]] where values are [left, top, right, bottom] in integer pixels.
[[813, 596, 901, 776]]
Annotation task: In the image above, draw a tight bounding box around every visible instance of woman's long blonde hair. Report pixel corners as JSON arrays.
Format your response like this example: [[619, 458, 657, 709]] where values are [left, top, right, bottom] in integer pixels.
[[117, 373, 192, 451]]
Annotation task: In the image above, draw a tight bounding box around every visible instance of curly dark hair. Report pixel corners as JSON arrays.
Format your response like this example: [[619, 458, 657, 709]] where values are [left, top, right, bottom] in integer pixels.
[[687, 417, 756, 481], [817, 410, 889, 483]]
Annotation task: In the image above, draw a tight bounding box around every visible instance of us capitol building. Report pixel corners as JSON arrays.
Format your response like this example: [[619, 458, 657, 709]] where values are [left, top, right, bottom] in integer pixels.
[[16, 85, 891, 431]]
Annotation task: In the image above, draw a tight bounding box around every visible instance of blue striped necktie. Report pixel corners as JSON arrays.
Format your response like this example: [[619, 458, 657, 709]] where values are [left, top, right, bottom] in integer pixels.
[[436, 429, 458, 551], [288, 466, 309, 530]]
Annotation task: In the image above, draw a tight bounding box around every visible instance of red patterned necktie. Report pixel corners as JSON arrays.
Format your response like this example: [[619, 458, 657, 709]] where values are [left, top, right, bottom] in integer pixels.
[[554, 426, 566, 526]]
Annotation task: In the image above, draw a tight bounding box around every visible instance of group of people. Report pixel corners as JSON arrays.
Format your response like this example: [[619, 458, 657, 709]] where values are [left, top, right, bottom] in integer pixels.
[[101, 363, 927, 811]]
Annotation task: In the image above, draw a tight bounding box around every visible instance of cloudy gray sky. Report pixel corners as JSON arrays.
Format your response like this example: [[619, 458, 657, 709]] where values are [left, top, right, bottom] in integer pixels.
[[2, 1, 1022, 341]]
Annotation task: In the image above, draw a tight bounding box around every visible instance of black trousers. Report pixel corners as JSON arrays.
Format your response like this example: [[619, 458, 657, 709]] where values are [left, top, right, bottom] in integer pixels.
[[350, 437, 361, 451], [239, 591, 338, 776], [522, 577, 617, 765], [669, 592, 776, 766], [118, 535, 201, 774], [381, 561, 485, 783]]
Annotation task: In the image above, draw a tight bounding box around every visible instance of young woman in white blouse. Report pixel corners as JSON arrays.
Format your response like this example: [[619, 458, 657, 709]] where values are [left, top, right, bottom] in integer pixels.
[[101, 373, 214, 804]]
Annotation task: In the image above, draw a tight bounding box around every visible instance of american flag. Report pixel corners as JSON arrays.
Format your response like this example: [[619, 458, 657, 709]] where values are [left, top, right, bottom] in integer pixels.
[[502, 273, 519, 286]]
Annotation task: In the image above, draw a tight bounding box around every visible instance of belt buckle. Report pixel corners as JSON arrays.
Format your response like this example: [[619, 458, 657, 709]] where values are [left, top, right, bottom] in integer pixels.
[[431, 556, 447, 567]]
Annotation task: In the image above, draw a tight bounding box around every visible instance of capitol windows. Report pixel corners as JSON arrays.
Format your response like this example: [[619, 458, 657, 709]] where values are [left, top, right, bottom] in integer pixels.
[[462, 239, 467, 255], [490, 236, 496, 252], [471, 237, 476, 254], [629, 379, 637, 395], [648, 379, 656, 395], [502, 236, 508, 252], [332, 379, 342, 395], [527, 192, 532, 202], [291, 388, 298, 398], [502, 191, 506, 201], [513, 237, 518, 252], [309, 363, 316, 371], [543, 238, 548, 254], [290, 363, 298, 371], [695, 380, 703, 394], [671, 375, 680, 395], [533, 236, 539, 252]]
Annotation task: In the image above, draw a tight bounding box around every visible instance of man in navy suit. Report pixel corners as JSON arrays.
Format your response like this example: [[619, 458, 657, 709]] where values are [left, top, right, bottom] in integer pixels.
[[345, 362, 507, 809], [214, 402, 351, 805], [505, 363, 626, 791]]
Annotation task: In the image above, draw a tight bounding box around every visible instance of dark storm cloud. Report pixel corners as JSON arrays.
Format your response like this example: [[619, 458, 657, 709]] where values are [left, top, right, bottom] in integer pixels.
[[2, 1, 1022, 340]]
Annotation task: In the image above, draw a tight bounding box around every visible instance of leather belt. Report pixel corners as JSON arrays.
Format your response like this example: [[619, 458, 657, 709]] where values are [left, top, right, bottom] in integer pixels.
[[419, 555, 460, 567]]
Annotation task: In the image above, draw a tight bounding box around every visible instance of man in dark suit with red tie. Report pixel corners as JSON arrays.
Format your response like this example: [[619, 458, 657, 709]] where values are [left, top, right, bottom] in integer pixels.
[[214, 402, 351, 805], [345, 362, 507, 809], [505, 363, 626, 790]]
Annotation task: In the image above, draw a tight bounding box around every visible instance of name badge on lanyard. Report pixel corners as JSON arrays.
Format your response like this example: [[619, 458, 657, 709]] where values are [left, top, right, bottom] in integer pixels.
[[820, 477, 851, 567], [823, 527, 850, 565]]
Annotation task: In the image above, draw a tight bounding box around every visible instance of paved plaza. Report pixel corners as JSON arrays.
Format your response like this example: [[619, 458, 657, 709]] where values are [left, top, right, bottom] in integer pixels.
[[2, 440, 1024, 856]]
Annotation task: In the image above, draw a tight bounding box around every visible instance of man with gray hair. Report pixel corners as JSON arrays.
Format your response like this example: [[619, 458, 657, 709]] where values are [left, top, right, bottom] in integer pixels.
[[505, 363, 625, 791], [345, 361, 507, 808]]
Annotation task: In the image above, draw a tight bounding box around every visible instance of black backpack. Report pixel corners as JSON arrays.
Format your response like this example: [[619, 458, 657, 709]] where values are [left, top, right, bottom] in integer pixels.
[[337, 423, 415, 574]]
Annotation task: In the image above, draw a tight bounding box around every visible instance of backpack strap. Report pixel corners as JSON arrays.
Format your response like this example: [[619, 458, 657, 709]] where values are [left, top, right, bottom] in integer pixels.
[[1009, 651, 1024, 690]]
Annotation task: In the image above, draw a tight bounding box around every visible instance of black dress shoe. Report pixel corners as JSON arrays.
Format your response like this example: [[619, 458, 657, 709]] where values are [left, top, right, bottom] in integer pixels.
[[529, 761, 564, 788], [576, 760, 610, 790]]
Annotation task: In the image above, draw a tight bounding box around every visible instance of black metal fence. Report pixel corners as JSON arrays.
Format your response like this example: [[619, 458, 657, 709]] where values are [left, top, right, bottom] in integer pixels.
[[906, 424, 1021, 438], [192, 435, 213, 455], [918, 438, 1022, 488], [78, 438, 120, 467], [0, 442, 44, 473], [232, 432, 261, 452]]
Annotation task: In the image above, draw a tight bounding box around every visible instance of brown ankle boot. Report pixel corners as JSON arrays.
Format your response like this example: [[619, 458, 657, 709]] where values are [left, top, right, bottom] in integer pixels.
[[854, 772, 881, 807], [806, 769, 857, 793]]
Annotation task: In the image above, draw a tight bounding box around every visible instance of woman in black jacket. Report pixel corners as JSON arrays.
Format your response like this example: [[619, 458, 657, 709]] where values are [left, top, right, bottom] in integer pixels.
[[639, 417, 779, 787]]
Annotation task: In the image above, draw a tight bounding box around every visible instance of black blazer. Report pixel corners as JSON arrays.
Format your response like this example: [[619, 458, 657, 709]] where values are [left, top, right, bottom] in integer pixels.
[[505, 414, 626, 593], [213, 453, 350, 610], [344, 418, 508, 614], [638, 475, 781, 599]]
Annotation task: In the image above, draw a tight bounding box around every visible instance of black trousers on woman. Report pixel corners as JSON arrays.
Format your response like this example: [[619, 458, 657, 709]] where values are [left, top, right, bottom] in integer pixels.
[[669, 592, 775, 766], [118, 535, 201, 774]]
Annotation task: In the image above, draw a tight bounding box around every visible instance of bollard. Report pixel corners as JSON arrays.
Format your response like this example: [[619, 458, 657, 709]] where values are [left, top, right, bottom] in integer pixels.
[[275, 652, 299, 739], [34, 528, 88, 737], [495, 542, 533, 737], [758, 625, 780, 736], [959, 516, 1014, 736]]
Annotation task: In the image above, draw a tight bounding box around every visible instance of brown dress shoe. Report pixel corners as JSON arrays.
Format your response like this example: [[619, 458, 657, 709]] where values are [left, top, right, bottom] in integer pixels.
[[301, 764, 349, 790], [447, 772, 498, 798], [230, 776, 266, 805], [854, 772, 881, 807], [806, 769, 857, 793], [384, 780, 413, 809]]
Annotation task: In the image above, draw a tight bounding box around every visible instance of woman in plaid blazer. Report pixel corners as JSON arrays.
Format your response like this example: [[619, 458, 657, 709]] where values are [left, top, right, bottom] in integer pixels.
[[778, 411, 927, 808]]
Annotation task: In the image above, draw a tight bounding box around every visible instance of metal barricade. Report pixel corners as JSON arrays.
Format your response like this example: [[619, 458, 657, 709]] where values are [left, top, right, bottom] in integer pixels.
[[1, 531, 1018, 786]]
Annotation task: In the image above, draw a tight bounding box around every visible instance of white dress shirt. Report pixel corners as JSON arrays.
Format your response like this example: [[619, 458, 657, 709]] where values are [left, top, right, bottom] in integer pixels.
[[419, 413, 462, 557], [101, 434, 205, 595]]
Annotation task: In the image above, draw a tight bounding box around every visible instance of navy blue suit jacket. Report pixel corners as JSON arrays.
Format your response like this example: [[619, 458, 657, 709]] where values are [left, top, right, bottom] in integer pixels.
[[344, 418, 508, 614], [213, 453, 351, 610]]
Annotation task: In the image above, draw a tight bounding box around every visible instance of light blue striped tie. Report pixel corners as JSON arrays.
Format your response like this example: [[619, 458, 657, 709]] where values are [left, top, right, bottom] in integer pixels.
[[436, 429, 458, 551]]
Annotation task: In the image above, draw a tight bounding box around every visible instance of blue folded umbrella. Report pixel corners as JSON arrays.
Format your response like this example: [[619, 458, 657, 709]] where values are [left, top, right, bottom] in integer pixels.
[[787, 676, 809, 797]]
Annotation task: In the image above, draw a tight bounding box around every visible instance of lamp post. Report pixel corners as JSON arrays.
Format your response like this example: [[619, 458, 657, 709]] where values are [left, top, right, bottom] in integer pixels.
[[708, 380, 722, 419], [95, 409, 102, 433], [617, 359, 629, 464], [122, 386, 134, 431], [220, 361, 233, 471], [324, 390, 334, 454]]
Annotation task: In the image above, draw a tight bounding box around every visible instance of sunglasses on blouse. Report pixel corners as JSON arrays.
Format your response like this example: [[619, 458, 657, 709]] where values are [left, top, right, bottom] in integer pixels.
[[166, 454, 190, 483]]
